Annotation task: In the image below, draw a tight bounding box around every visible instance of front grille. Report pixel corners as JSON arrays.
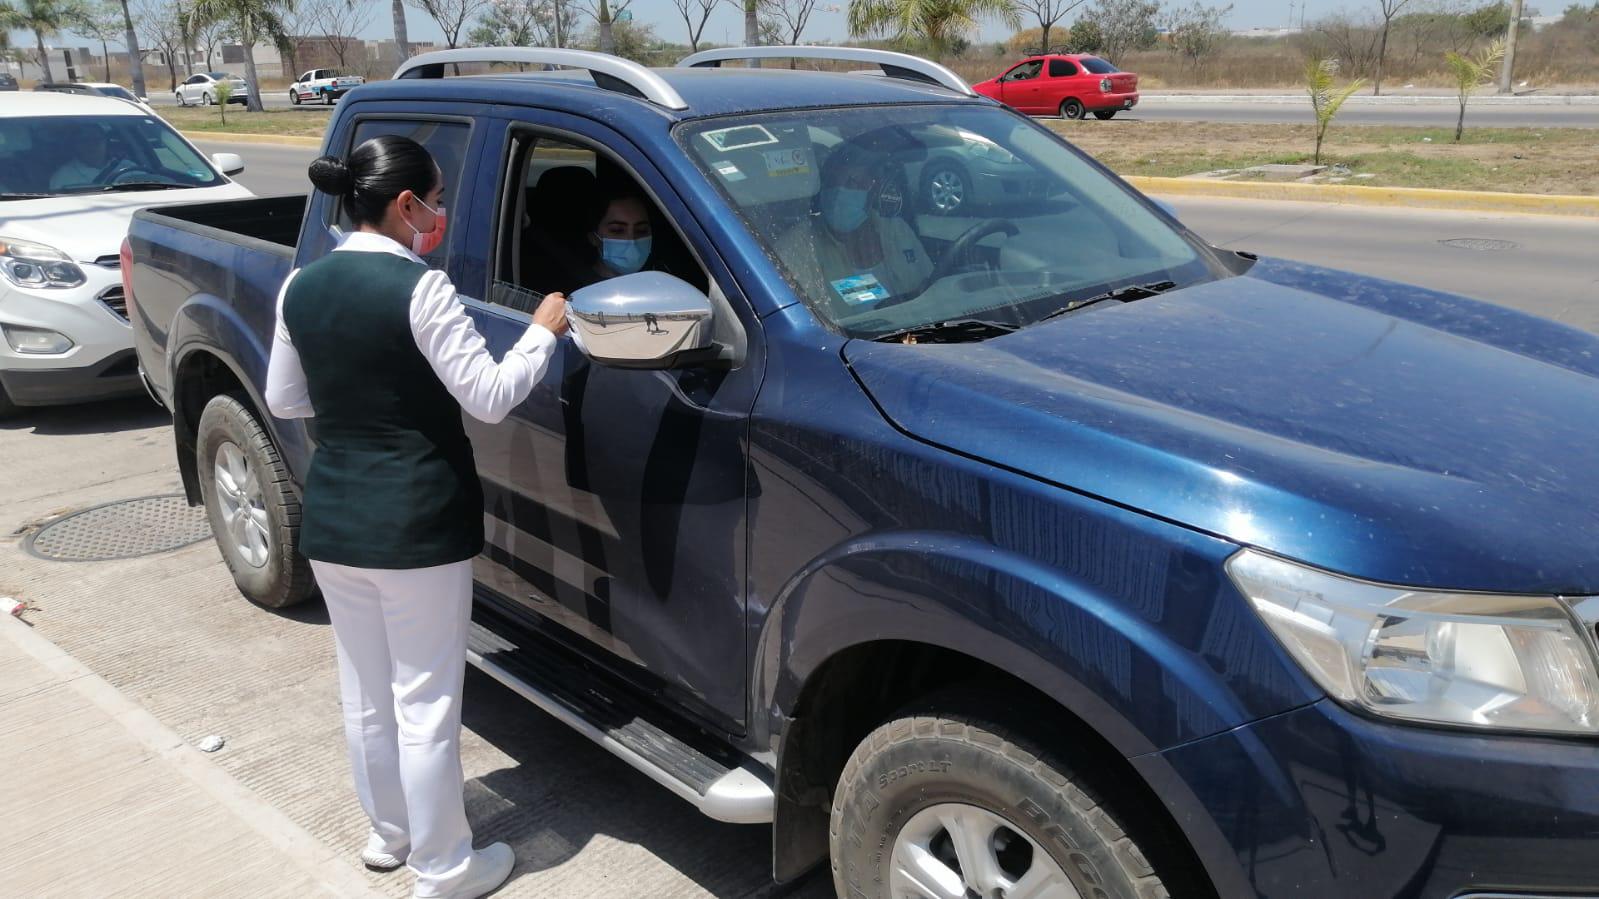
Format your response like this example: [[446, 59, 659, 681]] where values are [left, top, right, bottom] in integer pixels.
[[98, 285, 128, 321]]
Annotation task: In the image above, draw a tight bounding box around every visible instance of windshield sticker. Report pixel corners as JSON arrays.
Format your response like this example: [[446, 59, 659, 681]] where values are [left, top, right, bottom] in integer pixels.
[[831, 273, 889, 305], [762, 147, 810, 178], [700, 124, 779, 152], [712, 160, 745, 182]]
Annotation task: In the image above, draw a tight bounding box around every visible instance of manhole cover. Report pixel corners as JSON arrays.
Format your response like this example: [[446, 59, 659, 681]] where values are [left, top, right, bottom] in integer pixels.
[[23, 495, 212, 562], [1439, 237, 1519, 251]]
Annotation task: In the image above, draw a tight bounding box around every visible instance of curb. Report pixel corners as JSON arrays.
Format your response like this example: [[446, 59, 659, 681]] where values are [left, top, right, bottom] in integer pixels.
[[183, 130, 323, 147], [1125, 175, 1599, 217], [1, 615, 385, 899]]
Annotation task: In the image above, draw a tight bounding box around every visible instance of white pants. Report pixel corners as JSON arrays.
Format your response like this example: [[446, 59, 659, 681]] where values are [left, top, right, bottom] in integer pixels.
[[312, 559, 476, 894]]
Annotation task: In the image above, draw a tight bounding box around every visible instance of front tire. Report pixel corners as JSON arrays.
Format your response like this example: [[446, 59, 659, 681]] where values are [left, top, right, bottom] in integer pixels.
[[1094, 110, 1117, 120], [289, 89, 300, 105], [195, 395, 315, 608], [175, 91, 187, 107], [1060, 98, 1085, 119], [831, 711, 1170, 899]]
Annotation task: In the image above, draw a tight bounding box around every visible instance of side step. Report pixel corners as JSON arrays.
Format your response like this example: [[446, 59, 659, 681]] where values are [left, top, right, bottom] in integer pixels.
[[465, 608, 774, 825]]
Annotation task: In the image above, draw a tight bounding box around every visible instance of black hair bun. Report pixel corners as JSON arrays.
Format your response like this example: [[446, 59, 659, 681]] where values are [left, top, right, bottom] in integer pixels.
[[308, 155, 354, 196]]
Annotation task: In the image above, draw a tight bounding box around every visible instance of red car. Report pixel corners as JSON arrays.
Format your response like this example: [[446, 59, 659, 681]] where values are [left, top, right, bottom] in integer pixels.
[[973, 54, 1140, 120]]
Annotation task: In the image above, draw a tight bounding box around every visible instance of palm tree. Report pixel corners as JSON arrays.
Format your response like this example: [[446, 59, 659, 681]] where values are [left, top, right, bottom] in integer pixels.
[[847, 0, 1018, 55], [188, 0, 288, 111], [7, 0, 76, 84]]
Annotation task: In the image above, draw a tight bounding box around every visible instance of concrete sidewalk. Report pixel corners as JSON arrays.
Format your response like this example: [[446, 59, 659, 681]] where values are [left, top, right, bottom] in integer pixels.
[[0, 613, 384, 899]]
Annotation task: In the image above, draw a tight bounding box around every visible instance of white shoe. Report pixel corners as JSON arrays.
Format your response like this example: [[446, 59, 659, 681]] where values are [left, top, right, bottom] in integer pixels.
[[361, 830, 409, 870], [411, 842, 514, 899]]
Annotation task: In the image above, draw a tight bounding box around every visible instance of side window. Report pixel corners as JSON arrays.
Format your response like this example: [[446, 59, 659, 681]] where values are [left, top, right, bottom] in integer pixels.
[[1048, 59, 1079, 77], [488, 129, 712, 314], [338, 118, 471, 268], [1003, 61, 1043, 82]]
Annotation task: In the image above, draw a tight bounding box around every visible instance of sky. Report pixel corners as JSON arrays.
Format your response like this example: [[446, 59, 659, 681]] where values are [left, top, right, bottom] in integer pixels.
[[34, 0, 1330, 60]]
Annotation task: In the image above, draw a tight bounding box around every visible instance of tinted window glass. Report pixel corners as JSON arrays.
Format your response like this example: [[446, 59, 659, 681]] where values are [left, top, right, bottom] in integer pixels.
[[1048, 59, 1079, 77], [681, 106, 1213, 340], [1079, 57, 1120, 74], [335, 119, 470, 267]]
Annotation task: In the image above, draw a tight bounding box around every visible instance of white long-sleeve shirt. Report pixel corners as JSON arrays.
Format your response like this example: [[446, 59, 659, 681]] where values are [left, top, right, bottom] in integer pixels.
[[264, 231, 557, 425]]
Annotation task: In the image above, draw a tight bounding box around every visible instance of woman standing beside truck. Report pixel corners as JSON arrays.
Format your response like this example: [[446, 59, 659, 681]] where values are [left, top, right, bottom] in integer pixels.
[[264, 135, 569, 899]]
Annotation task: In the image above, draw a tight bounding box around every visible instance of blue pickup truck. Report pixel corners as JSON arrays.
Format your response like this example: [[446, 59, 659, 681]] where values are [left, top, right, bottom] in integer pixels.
[[126, 46, 1599, 899]]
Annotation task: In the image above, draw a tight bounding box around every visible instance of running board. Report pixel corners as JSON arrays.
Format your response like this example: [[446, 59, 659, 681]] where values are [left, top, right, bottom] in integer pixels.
[[465, 613, 774, 824]]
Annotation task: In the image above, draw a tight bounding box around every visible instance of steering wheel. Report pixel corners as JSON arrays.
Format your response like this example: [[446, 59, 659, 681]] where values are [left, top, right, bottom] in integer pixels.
[[927, 218, 1020, 286], [109, 167, 164, 186]]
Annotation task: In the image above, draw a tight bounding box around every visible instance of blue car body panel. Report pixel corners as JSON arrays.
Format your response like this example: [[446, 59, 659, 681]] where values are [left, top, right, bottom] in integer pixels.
[[124, 65, 1599, 899]]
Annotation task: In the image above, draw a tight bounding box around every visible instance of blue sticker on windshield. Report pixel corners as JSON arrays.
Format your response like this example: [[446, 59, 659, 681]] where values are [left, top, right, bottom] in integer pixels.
[[831, 273, 889, 305]]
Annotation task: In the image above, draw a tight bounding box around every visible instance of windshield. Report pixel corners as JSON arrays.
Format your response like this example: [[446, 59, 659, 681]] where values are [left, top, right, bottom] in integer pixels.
[[0, 114, 224, 197], [1079, 57, 1120, 74], [95, 86, 138, 102], [680, 105, 1213, 339]]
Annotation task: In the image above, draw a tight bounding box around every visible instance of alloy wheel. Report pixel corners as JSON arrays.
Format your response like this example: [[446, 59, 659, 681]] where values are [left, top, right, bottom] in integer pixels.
[[927, 168, 966, 214], [213, 441, 270, 568], [890, 803, 1082, 899]]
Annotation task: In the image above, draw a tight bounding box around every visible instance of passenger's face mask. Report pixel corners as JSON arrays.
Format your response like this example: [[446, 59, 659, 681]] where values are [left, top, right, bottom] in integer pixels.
[[405, 196, 447, 257], [599, 236, 652, 274], [820, 187, 870, 234]]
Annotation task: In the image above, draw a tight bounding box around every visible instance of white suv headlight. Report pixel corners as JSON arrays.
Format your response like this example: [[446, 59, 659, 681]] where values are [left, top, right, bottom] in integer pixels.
[[1228, 549, 1599, 735], [0, 237, 87, 289]]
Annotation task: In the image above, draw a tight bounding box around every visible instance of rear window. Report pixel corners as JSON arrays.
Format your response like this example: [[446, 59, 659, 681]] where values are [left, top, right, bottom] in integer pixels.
[[1079, 57, 1120, 74]]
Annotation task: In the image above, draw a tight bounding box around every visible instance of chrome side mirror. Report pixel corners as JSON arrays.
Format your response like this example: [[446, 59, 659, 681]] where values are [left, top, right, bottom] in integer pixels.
[[211, 152, 245, 175], [567, 271, 716, 369]]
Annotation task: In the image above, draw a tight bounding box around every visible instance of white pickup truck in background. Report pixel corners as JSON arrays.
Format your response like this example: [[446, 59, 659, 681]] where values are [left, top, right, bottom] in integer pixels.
[[288, 69, 365, 105]]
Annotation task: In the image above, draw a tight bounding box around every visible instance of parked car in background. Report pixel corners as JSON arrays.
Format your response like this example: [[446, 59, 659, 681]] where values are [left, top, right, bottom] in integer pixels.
[[34, 81, 151, 109], [288, 68, 365, 105], [1, 73, 21, 91], [0, 92, 251, 417], [974, 54, 1140, 119], [174, 71, 248, 106]]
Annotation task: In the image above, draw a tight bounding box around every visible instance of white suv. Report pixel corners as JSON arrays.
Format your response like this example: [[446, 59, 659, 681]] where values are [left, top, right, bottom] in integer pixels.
[[0, 93, 253, 416]]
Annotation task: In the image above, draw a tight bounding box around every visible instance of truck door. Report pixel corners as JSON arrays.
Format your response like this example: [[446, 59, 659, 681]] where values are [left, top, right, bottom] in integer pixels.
[[458, 113, 762, 736]]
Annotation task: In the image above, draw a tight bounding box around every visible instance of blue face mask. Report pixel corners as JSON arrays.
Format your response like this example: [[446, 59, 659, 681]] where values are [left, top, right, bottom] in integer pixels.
[[820, 187, 870, 234], [599, 236, 652, 274]]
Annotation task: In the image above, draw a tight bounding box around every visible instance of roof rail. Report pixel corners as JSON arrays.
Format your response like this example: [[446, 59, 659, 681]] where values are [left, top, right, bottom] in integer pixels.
[[677, 46, 975, 97], [393, 47, 688, 110]]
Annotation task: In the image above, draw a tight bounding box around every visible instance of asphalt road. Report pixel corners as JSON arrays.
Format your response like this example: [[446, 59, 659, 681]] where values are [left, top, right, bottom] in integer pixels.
[[199, 138, 1599, 330], [151, 87, 1599, 127]]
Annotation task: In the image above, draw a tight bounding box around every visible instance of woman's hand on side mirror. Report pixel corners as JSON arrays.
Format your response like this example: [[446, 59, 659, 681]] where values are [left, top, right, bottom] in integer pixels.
[[534, 292, 570, 338]]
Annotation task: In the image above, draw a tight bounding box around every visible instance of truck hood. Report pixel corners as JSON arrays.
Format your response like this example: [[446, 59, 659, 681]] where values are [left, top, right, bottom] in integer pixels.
[[0, 182, 252, 262], [843, 257, 1599, 594]]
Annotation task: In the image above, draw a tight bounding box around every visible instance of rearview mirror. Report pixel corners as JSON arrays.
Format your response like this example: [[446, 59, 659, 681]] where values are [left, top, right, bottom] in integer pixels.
[[568, 271, 715, 369], [211, 152, 245, 176]]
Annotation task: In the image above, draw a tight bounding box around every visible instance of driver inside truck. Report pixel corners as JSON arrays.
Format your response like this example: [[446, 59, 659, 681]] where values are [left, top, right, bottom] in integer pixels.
[[50, 122, 116, 191], [774, 140, 932, 317]]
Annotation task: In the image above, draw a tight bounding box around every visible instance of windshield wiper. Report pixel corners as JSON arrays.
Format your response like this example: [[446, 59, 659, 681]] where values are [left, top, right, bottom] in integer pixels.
[[872, 318, 1018, 344], [0, 192, 56, 200], [1038, 280, 1178, 323], [93, 181, 187, 192]]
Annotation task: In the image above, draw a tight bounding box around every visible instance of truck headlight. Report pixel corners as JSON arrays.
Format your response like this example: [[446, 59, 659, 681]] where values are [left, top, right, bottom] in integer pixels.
[[1228, 549, 1599, 735], [0, 237, 87, 289]]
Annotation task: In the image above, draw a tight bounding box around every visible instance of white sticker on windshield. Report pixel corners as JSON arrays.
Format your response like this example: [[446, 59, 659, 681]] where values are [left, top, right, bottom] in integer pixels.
[[762, 147, 810, 178], [712, 160, 745, 182]]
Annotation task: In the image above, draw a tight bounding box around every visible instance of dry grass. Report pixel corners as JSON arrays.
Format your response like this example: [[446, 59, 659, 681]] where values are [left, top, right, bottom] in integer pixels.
[[1050, 120, 1598, 195], [158, 106, 331, 137]]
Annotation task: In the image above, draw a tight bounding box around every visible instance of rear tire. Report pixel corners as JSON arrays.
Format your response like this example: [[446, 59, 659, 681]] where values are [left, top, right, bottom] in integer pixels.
[[831, 709, 1170, 899], [195, 394, 315, 609], [1094, 110, 1117, 120], [1060, 98, 1085, 119], [202, 91, 213, 106]]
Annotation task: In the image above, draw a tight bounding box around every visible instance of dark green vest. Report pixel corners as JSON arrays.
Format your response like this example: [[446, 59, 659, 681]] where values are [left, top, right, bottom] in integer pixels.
[[282, 251, 482, 569]]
